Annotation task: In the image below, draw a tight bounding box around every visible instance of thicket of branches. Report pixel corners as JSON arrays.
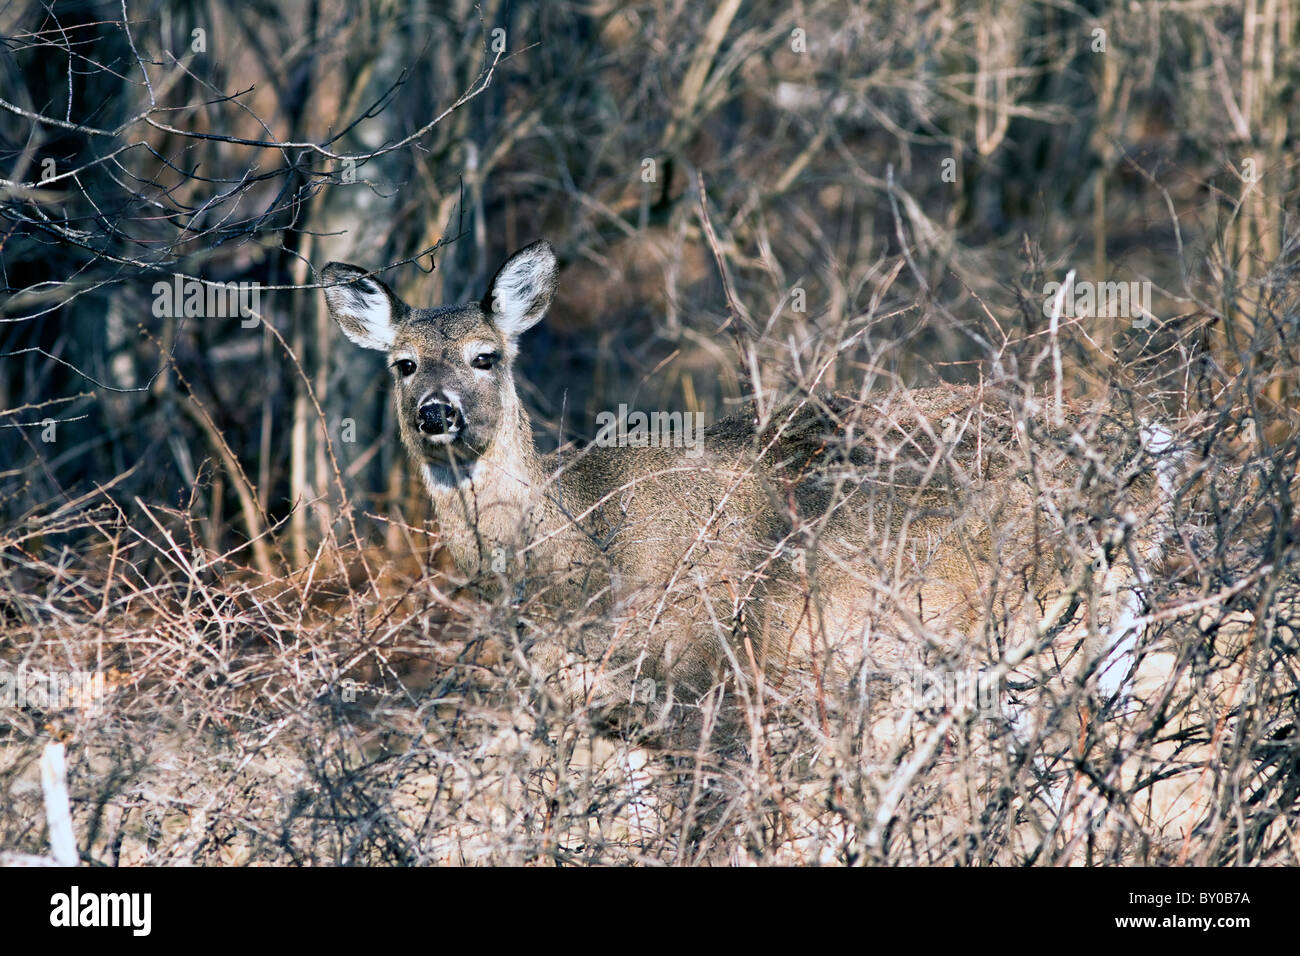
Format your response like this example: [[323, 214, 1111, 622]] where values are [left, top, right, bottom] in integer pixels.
[[2, 0, 1298, 865]]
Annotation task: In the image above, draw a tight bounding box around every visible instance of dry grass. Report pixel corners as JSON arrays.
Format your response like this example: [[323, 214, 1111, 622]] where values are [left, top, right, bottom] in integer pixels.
[[3, 348, 1298, 865]]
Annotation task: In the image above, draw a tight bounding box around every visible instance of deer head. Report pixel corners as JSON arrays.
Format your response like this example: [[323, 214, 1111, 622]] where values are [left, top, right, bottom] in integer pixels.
[[321, 241, 558, 489]]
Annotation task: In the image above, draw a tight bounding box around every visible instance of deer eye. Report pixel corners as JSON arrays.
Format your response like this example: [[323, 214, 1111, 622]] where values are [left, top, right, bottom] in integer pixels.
[[471, 352, 497, 371], [393, 359, 416, 376]]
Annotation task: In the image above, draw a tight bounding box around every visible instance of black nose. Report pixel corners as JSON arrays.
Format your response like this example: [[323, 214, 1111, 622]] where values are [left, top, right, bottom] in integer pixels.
[[418, 402, 462, 435]]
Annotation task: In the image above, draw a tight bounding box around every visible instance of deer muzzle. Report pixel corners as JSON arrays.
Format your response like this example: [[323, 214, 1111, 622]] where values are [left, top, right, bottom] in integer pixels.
[[417, 401, 464, 439]]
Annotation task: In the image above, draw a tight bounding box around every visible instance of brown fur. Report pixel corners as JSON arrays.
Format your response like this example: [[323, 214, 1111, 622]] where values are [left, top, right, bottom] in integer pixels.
[[322, 246, 1179, 761]]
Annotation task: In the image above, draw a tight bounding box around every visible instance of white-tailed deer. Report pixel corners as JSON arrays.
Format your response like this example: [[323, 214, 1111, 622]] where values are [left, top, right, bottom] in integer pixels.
[[322, 242, 1186, 774]]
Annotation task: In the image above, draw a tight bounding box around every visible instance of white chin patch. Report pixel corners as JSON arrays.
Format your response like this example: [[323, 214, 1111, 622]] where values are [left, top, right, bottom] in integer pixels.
[[423, 461, 477, 491]]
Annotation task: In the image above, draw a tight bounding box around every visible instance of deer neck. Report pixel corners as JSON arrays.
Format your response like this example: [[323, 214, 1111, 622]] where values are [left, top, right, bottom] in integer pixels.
[[422, 402, 550, 575]]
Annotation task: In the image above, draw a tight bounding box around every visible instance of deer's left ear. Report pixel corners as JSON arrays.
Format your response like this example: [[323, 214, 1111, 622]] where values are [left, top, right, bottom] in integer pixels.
[[483, 240, 558, 338], [321, 262, 402, 350]]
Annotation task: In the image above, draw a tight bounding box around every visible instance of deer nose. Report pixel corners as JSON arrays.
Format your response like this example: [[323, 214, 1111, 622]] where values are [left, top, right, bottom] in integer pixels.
[[417, 401, 462, 436]]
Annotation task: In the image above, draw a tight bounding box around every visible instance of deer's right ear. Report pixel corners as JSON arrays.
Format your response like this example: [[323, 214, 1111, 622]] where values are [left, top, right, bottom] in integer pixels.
[[321, 262, 400, 351], [483, 240, 558, 339]]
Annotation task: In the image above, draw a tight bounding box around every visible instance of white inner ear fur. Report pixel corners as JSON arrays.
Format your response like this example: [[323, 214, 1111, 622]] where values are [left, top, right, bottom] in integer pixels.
[[327, 275, 396, 350], [488, 244, 556, 338]]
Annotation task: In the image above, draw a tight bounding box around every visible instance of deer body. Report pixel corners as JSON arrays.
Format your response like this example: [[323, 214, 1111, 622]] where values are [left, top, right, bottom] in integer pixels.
[[323, 241, 1178, 749]]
